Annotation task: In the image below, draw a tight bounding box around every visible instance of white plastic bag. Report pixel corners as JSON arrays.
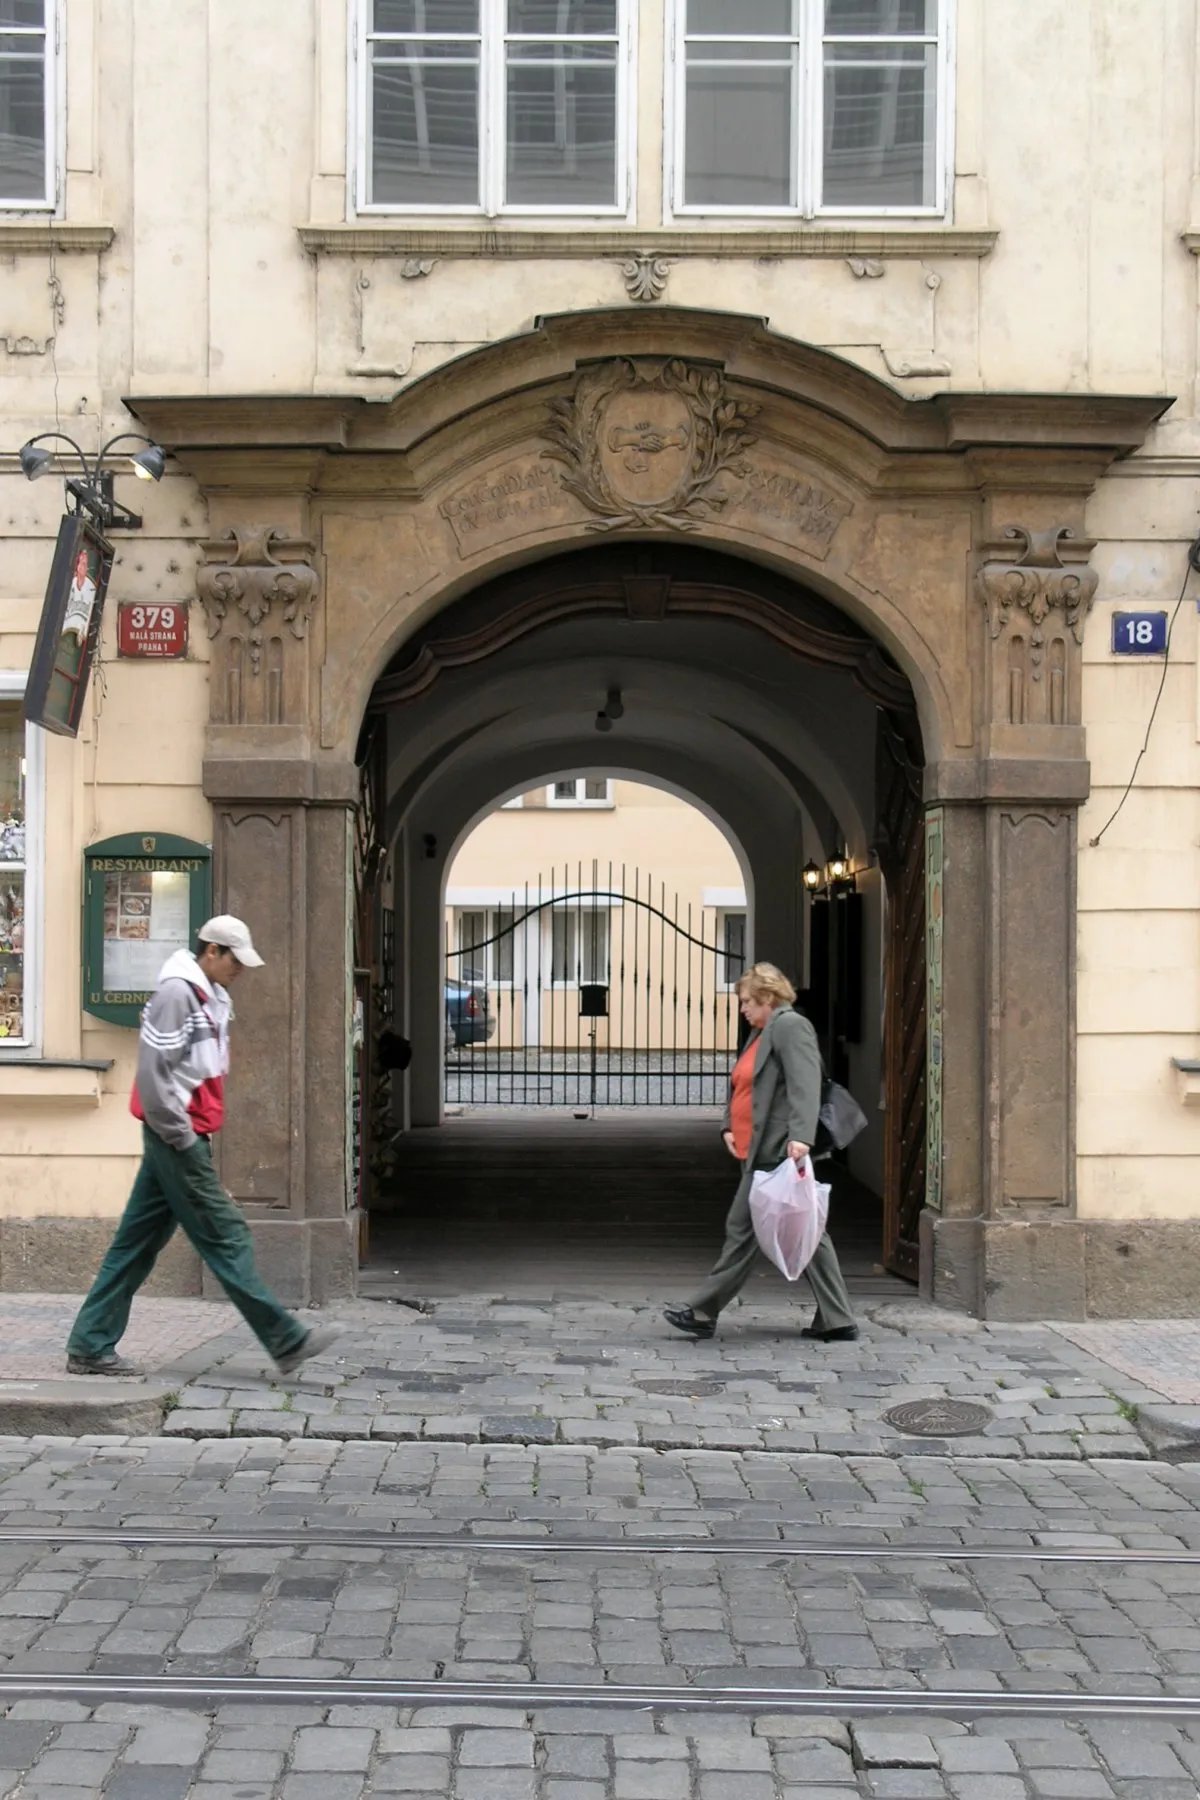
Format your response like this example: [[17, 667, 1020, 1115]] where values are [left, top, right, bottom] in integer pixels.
[[749, 1155, 830, 1281], [819, 1080, 870, 1149]]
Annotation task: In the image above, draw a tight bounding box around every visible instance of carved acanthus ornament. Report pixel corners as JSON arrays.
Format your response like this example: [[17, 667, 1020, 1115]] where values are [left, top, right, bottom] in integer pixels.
[[196, 528, 320, 676], [543, 358, 758, 532], [976, 526, 1098, 647], [620, 254, 670, 302]]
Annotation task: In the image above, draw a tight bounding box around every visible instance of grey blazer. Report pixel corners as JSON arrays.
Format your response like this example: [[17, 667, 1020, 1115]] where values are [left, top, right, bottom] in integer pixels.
[[724, 1007, 823, 1171]]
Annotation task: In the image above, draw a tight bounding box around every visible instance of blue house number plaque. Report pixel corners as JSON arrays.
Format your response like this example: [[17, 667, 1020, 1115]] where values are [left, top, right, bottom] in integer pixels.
[[1112, 611, 1168, 655]]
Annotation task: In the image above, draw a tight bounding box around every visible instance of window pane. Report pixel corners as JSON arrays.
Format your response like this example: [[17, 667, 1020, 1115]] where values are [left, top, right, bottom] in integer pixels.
[[0, 39, 42, 200], [689, 0, 795, 31], [458, 909, 487, 981], [825, 0, 935, 33], [370, 55, 479, 204], [492, 910, 515, 983], [685, 58, 795, 206], [508, 0, 617, 33], [553, 779, 577, 799], [373, 1, 478, 32], [722, 914, 747, 986], [823, 42, 936, 206], [0, 2, 43, 26], [551, 912, 576, 983], [506, 45, 617, 206], [581, 911, 609, 984], [583, 778, 608, 800]]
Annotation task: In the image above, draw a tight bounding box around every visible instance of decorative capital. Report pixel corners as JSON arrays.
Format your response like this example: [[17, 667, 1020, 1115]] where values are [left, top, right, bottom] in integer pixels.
[[976, 525, 1098, 645], [620, 253, 670, 302], [543, 357, 758, 532], [196, 527, 319, 675]]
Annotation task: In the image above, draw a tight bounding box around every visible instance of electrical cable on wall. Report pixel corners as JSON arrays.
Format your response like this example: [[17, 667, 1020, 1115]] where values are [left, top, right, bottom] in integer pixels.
[[1088, 540, 1200, 848]]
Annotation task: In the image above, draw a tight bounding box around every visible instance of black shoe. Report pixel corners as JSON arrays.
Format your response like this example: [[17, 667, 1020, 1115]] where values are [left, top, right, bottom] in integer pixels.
[[800, 1324, 859, 1343], [663, 1306, 716, 1340]]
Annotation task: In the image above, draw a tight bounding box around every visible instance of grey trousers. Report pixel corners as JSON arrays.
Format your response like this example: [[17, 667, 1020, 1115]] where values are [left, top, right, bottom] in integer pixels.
[[686, 1163, 856, 1329]]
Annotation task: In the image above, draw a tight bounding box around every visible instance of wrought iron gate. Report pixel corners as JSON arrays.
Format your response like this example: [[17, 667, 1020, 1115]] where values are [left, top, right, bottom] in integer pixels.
[[445, 863, 743, 1107]]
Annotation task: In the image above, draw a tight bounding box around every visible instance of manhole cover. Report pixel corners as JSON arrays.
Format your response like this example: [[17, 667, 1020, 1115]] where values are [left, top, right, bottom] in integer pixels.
[[637, 1379, 725, 1398], [884, 1399, 993, 1437]]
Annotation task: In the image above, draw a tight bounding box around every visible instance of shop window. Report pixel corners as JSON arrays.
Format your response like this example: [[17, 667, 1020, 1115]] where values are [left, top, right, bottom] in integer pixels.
[[551, 907, 610, 985], [360, 0, 630, 215], [546, 778, 613, 807], [674, 0, 945, 217], [0, 1, 54, 208], [0, 693, 36, 1045]]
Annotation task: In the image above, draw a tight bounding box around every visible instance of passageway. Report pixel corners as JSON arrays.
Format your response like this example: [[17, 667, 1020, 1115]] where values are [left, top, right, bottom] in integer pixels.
[[357, 543, 926, 1295]]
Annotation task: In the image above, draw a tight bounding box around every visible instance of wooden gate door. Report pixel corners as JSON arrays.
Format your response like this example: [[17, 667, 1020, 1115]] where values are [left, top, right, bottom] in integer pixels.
[[875, 713, 927, 1280]]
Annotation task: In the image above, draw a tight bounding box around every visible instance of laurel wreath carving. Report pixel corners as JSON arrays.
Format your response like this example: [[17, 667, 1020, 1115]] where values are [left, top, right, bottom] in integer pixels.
[[543, 358, 759, 532]]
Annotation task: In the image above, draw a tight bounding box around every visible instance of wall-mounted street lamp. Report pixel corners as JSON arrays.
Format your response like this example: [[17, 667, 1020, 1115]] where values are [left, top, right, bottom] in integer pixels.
[[18, 430, 165, 532], [802, 850, 856, 896]]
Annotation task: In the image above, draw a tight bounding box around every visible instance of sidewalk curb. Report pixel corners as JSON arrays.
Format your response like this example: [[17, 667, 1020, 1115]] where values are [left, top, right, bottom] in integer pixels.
[[1132, 1404, 1200, 1462], [0, 1379, 176, 1436]]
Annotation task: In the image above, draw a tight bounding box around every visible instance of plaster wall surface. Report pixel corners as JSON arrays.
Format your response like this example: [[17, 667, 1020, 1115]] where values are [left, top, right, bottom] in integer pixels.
[[0, 1, 1194, 1311]]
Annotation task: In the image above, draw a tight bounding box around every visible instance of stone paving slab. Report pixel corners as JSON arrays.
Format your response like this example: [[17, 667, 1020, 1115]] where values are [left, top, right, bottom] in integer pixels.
[[0, 1296, 236, 1382]]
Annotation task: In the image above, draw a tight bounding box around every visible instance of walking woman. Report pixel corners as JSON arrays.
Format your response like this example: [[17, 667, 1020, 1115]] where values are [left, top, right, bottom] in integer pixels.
[[663, 962, 857, 1343]]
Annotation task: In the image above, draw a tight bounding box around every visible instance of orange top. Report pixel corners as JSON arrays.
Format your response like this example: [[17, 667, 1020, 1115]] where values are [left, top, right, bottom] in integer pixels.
[[728, 1037, 759, 1161]]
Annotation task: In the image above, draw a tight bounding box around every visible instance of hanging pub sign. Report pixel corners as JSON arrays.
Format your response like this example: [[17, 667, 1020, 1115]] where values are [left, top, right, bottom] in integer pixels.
[[82, 833, 211, 1026], [22, 514, 115, 738]]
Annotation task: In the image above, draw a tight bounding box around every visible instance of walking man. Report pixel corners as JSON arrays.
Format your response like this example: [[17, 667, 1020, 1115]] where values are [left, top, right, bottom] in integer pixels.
[[66, 916, 337, 1378]]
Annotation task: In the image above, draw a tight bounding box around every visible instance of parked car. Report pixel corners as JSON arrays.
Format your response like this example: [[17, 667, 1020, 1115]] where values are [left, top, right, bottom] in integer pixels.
[[445, 975, 495, 1048]]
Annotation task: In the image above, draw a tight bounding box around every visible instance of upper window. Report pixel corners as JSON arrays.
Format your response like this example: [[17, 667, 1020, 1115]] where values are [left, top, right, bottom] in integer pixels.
[[0, 1, 52, 208], [547, 778, 613, 808], [675, 0, 944, 217], [361, 0, 629, 214]]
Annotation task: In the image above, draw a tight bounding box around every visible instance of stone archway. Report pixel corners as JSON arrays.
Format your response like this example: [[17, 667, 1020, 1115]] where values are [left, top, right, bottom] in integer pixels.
[[130, 308, 1167, 1316]]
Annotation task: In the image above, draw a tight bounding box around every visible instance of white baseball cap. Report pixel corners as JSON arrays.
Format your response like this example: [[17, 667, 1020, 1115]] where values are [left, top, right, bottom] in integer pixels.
[[198, 915, 264, 967]]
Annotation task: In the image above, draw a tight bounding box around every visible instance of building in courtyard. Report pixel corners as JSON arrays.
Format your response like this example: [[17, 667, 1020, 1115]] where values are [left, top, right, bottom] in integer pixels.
[[0, 1, 1196, 1319]]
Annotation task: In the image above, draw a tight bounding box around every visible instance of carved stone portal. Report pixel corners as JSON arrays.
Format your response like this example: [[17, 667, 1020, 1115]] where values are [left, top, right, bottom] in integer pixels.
[[543, 358, 758, 532], [976, 526, 1098, 728], [197, 527, 320, 726]]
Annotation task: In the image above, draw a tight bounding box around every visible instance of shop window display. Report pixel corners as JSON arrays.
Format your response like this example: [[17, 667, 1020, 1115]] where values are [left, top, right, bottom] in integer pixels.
[[0, 704, 25, 1041]]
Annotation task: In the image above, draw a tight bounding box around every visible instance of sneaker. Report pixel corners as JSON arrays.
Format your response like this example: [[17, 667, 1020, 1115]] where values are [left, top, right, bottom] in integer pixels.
[[274, 1324, 340, 1376], [66, 1353, 145, 1377]]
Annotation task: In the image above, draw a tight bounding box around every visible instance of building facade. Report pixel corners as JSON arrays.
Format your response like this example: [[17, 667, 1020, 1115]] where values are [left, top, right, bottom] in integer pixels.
[[0, 1, 1196, 1317]]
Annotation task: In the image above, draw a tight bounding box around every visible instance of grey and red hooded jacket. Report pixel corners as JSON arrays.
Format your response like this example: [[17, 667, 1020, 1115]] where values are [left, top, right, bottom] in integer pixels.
[[130, 949, 233, 1150]]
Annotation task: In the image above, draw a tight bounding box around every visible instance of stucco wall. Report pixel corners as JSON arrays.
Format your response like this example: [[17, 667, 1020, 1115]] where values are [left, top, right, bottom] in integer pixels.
[[0, 0, 1197, 1256]]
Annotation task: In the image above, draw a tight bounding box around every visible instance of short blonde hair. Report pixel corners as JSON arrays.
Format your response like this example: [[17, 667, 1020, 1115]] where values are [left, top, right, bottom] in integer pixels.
[[736, 962, 797, 1007]]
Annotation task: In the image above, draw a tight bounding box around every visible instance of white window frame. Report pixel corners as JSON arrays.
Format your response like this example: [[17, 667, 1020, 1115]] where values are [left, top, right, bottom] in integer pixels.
[[547, 904, 611, 988], [454, 904, 517, 987], [546, 778, 614, 808], [0, 0, 59, 213], [715, 908, 747, 991], [0, 673, 44, 1054], [353, 0, 637, 220], [666, 0, 952, 223]]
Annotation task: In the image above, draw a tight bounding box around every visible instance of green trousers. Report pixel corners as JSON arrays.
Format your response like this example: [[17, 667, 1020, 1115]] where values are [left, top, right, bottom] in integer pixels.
[[67, 1127, 305, 1363], [686, 1163, 856, 1329]]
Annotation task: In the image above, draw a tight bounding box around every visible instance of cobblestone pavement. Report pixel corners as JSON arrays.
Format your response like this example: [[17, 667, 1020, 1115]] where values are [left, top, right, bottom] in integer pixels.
[[0, 1438, 1195, 1793], [149, 1297, 1162, 1461]]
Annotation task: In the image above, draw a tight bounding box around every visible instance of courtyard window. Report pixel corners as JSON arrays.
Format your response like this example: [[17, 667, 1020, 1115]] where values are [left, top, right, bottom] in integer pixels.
[[361, 0, 629, 214], [456, 906, 516, 983], [675, 0, 944, 216], [551, 907, 610, 985], [547, 778, 613, 807], [0, 691, 38, 1046], [0, 0, 53, 207], [718, 910, 747, 988]]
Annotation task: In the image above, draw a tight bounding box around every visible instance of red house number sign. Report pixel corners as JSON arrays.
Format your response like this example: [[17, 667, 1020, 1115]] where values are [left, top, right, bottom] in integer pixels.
[[117, 602, 188, 659]]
